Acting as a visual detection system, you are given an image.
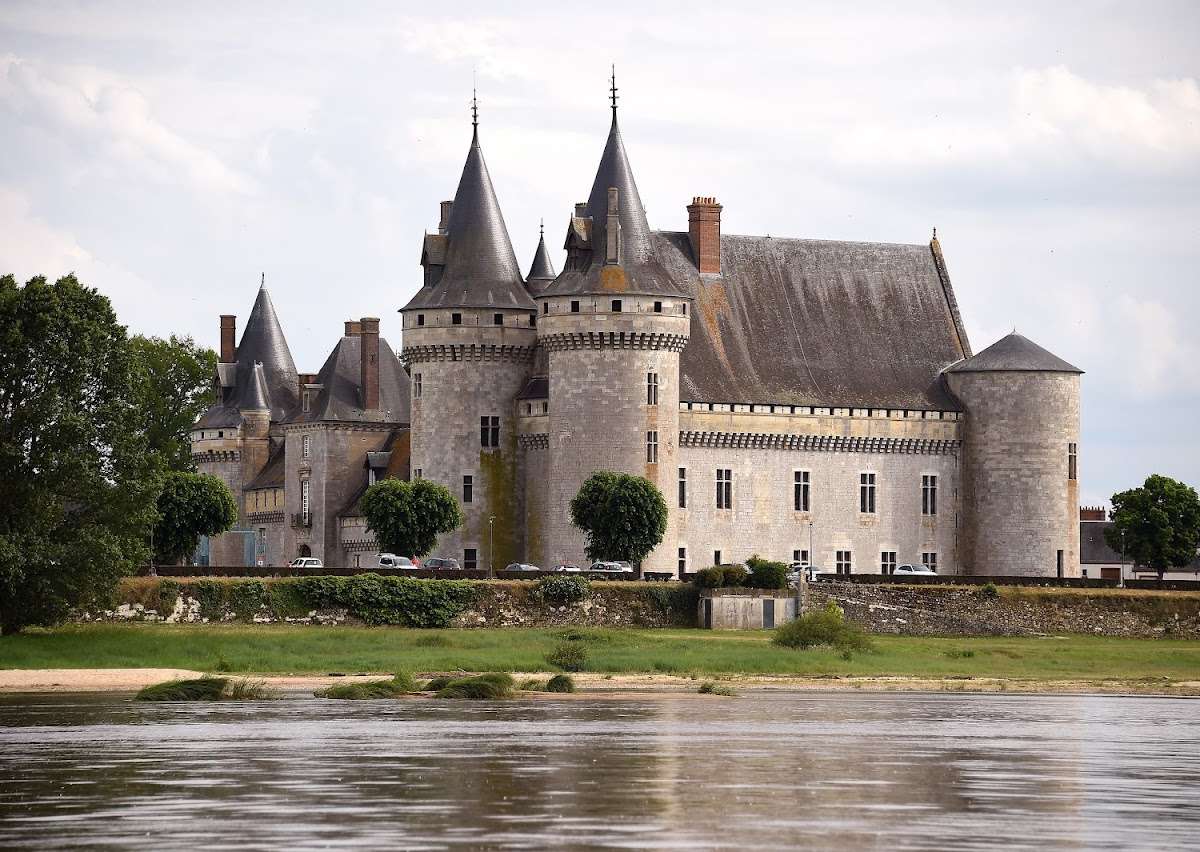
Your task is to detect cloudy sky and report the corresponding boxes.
[2,1,1197,505]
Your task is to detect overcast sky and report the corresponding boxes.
[2,1,1197,506]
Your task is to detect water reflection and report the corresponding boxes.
[1,692,1197,850]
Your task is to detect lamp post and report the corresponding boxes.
[1119,528,1126,589]
[488,514,496,578]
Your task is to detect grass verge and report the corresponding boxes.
[135,675,274,701]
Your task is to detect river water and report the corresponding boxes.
[1,690,1197,850]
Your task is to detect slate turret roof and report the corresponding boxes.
[288,332,410,424]
[525,223,556,295]
[945,332,1082,374]
[403,125,533,311]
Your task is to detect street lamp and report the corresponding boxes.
[488,514,496,578]
[1119,528,1126,589]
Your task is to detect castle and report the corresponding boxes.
[192,88,1083,578]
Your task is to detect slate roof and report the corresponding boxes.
[403,127,534,311]
[525,226,556,295]
[655,232,972,409]
[245,443,286,490]
[289,333,410,424]
[517,376,549,400]
[946,332,1082,374]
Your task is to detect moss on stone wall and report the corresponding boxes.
[480,440,520,569]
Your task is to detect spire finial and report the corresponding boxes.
[260,271,265,288]
[471,86,478,130]
[609,64,618,120]
[932,226,937,240]
[539,218,544,237]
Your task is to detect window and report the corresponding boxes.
[1068,442,1077,480]
[922,552,938,572]
[463,474,473,504]
[571,300,580,313]
[493,313,503,326]
[647,372,659,405]
[452,312,462,325]
[678,547,687,574]
[414,468,422,479]
[922,474,937,515]
[794,470,810,512]
[681,303,688,315]
[301,480,311,523]
[793,549,810,565]
[646,430,658,463]
[881,551,897,575]
[529,314,536,327]
[678,467,687,508]
[301,390,311,413]
[716,468,733,510]
[653,301,663,313]
[714,549,722,566]
[1056,550,1064,579]
[480,415,500,448]
[257,528,266,552]
[464,548,478,571]
[417,313,425,327]
[413,372,422,399]
[368,468,377,485]
[302,435,311,459]
[611,299,623,312]
[836,550,852,575]
[859,472,876,514]
[543,302,549,315]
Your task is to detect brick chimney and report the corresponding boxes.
[219,315,236,363]
[439,201,453,235]
[344,320,362,337]
[359,317,380,411]
[1079,506,1107,521]
[687,196,723,274]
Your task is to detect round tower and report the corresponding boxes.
[944,332,1082,577]
[536,99,691,574]
[401,115,536,570]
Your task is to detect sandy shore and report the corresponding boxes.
[2,668,1198,697]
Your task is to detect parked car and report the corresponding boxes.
[424,557,461,571]
[375,553,415,570]
[805,565,832,582]
[895,564,936,575]
[505,562,541,572]
[553,563,582,573]
[587,561,633,574]
[289,557,324,569]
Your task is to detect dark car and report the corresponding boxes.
[423,557,461,571]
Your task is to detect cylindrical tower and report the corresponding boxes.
[944,332,1082,577]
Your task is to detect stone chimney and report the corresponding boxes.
[687,196,723,274]
[344,320,362,337]
[605,187,621,265]
[439,201,453,235]
[359,317,380,411]
[574,202,588,218]
[1079,506,1107,521]
[220,315,236,363]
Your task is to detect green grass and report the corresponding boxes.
[135,676,274,701]
[436,672,516,700]
[3,624,1200,682]
[315,671,416,699]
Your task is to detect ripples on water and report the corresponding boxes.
[1,691,1198,850]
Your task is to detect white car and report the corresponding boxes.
[289,557,324,569]
[587,561,633,574]
[895,564,936,575]
[505,562,541,572]
[376,553,416,569]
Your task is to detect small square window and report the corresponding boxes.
[452,312,462,325]
[653,301,662,313]
[571,300,580,313]
[493,313,503,326]
[611,299,622,312]
[417,314,425,327]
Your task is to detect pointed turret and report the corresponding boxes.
[241,362,272,412]
[404,113,533,311]
[945,332,1082,375]
[235,284,299,419]
[525,222,557,296]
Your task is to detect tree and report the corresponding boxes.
[0,274,161,634]
[569,471,668,564]
[128,335,216,472]
[153,471,237,564]
[361,478,464,559]
[1106,474,1200,580]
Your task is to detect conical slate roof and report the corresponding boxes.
[525,224,557,295]
[235,285,299,419]
[945,332,1082,374]
[404,127,534,311]
[242,362,271,412]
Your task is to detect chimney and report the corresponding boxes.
[219,315,236,363]
[1079,506,1107,522]
[359,317,380,411]
[344,320,362,337]
[687,196,723,274]
[574,202,588,218]
[439,201,453,234]
[605,187,621,265]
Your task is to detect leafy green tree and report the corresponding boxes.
[569,471,668,565]
[128,335,216,472]
[0,274,161,634]
[1106,474,1200,580]
[153,471,237,564]
[361,478,464,559]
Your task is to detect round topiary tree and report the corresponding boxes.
[154,471,238,564]
[361,478,464,559]
[569,471,668,566]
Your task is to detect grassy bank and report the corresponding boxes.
[2,624,1199,682]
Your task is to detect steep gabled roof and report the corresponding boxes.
[403,127,533,311]
[945,332,1082,374]
[288,333,410,424]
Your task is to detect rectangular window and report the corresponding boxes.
[571,300,580,313]
[301,390,311,413]
[543,302,548,315]
[480,415,500,448]
[464,548,478,571]
[257,528,266,551]
[463,474,473,504]
[836,550,852,575]
[611,299,622,312]
[452,312,462,325]
[681,303,688,315]
[417,313,425,326]
[714,549,722,566]
[716,468,732,510]
[1068,442,1077,481]
[678,467,687,509]
[653,301,663,313]
[368,468,377,485]
[794,470,810,512]
[647,372,659,406]
[302,434,311,459]
[859,472,876,514]
[922,552,938,573]
[301,480,311,523]
[1056,549,1064,578]
[922,474,937,515]
[493,313,503,326]
[881,551,897,575]
[414,468,422,480]
[413,373,422,399]
[529,314,536,327]
[678,547,687,574]
[646,430,658,463]
[793,549,810,565]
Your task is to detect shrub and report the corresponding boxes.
[519,678,546,691]
[316,671,416,700]
[746,556,789,589]
[722,565,749,587]
[694,567,725,588]
[423,676,454,691]
[640,583,700,622]
[546,674,576,693]
[979,582,1000,600]
[532,575,591,606]
[136,677,228,701]
[267,579,310,618]
[772,601,873,653]
[436,672,515,700]
[229,580,268,619]
[546,642,589,672]
[698,681,737,697]
[189,579,229,622]
[296,575,480,627]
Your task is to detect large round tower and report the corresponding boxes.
[400,117,536,570]
[944,332,1082,577]
[535,102,691,574]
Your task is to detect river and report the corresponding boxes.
[1,690,1197,849]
